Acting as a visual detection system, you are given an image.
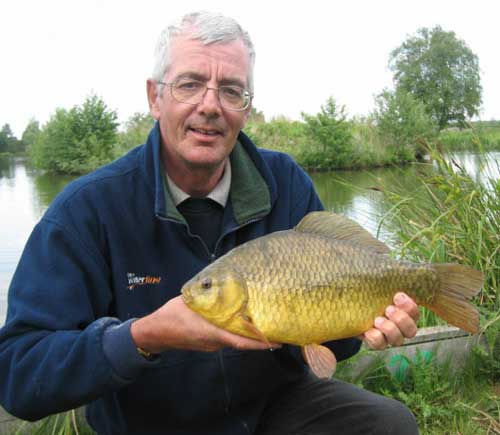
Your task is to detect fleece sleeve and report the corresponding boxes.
[0,218,158,421]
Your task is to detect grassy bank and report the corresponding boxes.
[244,117,414,171]
[336,321,500,434]
[438,121,500,151]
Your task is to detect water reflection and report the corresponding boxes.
[0,157,77,324]
[311,164,425,240]
[447,151,500,185]
[32,172,75,216]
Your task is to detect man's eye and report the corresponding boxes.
[177,81,203,91]
[221,86,243,99]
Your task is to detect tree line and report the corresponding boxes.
[3,25,487,173]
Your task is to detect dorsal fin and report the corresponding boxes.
[295,211,391,255]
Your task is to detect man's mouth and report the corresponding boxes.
[188,126,223,136]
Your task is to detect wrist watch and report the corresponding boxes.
[136,346,159,361]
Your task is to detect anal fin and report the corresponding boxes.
[302,344,337,379]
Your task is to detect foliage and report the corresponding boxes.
[31,95,118,174]
[115,112,155,157]
[245,115,313,157]
[379,145,500,314]
[0,123,24,154]
[14,409,94,435]
[21,119,41,153]
[390,25,482,129]
[301,97,354,168]
[245,110,435,171]
[247,106,265,124]
[438,123,500,151]
[372,88,438,163]
[336,324,500,435]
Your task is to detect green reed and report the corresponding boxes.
[379,142,500,319]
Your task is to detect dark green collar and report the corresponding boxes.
[162,141,271,225]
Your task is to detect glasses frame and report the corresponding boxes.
[157,79,253,112]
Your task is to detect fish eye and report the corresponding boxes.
[201,278,212,290]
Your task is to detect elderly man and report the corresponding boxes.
[0,11,419,435]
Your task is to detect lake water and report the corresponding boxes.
[1,152,498,325]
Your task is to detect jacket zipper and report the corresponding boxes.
[212,216,264,435]
[217,351,251,435]
[158,213,266,433]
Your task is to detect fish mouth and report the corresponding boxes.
[181,290,193,305]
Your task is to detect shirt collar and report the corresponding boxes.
[166,159,232,207]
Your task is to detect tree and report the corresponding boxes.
[21,118,40,152]
[301,97,353,167]
[31,95,118,173]
[372,88,438,162]
[0,124,18,154]
[115,112,155,156]
[389,26,482,129]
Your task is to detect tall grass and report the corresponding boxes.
[379,144,500,318]
[13,409,93,435]
[439,122,500,151]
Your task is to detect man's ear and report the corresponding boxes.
[146,79,161,120]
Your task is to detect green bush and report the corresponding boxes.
[372,89,438,163]
[115,112,155,157]
[31,95,118,174]
[301,97,354,168]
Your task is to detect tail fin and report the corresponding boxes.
[422,264,484,334]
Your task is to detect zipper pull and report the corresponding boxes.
[209,252,216,263]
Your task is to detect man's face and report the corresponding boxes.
[148,36,251,172]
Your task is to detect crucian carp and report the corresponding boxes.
[181,211,484,379]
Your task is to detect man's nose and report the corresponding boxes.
[197,87,222,116]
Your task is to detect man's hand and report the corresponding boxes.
[361,292,419,350]
[130,295,280,354]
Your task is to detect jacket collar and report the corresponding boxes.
[146,122,276,226]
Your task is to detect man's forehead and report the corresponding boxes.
[168,37,250,77]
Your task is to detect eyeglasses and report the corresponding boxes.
[158,78,252,111]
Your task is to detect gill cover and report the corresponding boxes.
[182,266,249,328]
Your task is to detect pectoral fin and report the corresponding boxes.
[237,315,272,348]
[302,344,337,379]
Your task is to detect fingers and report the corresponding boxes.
[362,292,419,350]
[394,292,420,323]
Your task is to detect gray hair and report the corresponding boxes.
[152,11,255,92]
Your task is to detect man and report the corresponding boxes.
[0,11,419,435]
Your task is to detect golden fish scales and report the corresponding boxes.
[233,231,437,346]
[182,212,483,378]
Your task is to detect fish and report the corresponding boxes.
[181,211,484,379]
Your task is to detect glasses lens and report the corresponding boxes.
[219,86,249,110]
[172,79,205,104]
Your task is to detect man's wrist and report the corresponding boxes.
[130,316,162,354]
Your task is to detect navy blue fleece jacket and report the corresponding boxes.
[0,123,361,434]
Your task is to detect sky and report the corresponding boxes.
[1,0,499,138]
